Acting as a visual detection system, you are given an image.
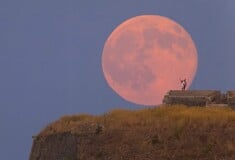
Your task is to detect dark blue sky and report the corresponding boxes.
[1,1,235,159]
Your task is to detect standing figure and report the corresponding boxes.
[180,79,187,90]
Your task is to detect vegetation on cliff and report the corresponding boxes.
[36,105,235,160]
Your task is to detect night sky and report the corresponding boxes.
[1,1,235,159]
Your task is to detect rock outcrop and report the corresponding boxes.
[30,132,77,160]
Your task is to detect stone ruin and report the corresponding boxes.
[163,90,235,107]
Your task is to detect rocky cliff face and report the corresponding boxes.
[30,132,77,160]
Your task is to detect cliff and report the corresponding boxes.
[29,106,235,160]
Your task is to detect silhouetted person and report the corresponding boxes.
[180,79,187,90]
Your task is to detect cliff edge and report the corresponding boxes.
[29,106,235,160]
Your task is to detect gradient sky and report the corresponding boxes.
[1,1,235,159]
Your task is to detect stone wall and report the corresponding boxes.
[227,91,235,106]
[163,90,223,106]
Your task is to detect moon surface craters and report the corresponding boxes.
[102,15,198,105]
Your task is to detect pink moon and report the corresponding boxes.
[102,15,198,106]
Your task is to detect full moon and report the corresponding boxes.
[102,15,198,106]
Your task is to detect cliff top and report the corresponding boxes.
[38,105,235,136]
